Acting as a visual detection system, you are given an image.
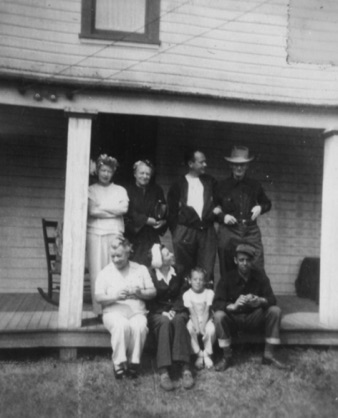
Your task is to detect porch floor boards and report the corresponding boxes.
[0,293,338,349]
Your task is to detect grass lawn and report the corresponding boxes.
[1,346,338,418]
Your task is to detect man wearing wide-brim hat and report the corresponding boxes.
[215,146,271,280]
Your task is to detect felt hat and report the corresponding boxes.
[224,146,254,163]
[235,243,255,258]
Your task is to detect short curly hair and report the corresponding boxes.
[133,159,154,175]
[96,154,118,171]
[110,235,132,254]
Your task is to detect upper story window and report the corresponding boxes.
[81,0,160,44]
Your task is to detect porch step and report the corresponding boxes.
[1,294,338,352]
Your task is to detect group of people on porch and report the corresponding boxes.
[85,146,286,391]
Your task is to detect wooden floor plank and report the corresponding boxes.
[4,294,37,330]
[24,295,51,330]
[32,293,55,312]
[0,295,23,329]
[47,312,59,330]
[0,311,17,331]
[27,296,49,330]
[1,294,31,330]
[37,309,56,330]
[17,294,46,330]
[0,294,23,312]
[26,312,44,330]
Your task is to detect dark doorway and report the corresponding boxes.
[91,114,158,186]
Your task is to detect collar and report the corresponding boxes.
[238,271,250,284]
[155,266,176,285]
[235,268,261,286]
[229,175,249,185]
[184,174,207,183]
[186,173,200,180]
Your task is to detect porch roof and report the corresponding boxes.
[0,79,338,131]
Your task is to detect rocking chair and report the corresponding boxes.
[38,218,91,306]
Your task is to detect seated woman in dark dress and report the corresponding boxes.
[147,244,194,391]
[125,160,167,266]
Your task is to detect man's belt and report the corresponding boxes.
[221,219,256,227]
[178,223,212,231]
[237,219,256,226]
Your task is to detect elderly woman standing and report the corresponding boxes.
[125,160,167,266]
[87,154,129,316]
[95,236,156,379]
[148,244,194,391]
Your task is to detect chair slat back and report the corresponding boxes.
[42,218,58,272]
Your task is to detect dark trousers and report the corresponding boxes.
[129,229,160,267]
[148,312,191,369]
[172,224,217,283]
[214,306,281,345]
[218,223,264,281]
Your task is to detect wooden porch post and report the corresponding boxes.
[58,114,93,331]
[320,130,338,327]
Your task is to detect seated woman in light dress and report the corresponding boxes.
[95,236,156,379]
[87,154,129,316]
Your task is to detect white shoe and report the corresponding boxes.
[203,352,214,369]
[194,351,204,369]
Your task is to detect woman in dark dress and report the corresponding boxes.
[147,244,194,391]
[125,160,167,266]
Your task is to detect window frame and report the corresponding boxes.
[80,0,161,45]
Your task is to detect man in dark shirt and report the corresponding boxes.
[167,149,217,284]
[213,243,284,371]
[216,146,271,280]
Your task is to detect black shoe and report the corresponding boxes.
[182,370,194,390]
[160,372,175,391]
[114,366,126,380]
[262,357,290,370]
[215,356,232,372]
[127,364,140,379]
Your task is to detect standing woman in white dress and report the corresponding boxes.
[87,154,129,316]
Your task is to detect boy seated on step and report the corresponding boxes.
[183,267,216,369]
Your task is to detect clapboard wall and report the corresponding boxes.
[155,118,323,295]
[0,0,338,105]
[288,0,338,66]
[0,106,67,292]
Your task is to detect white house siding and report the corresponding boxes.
[0,105,67,292]
[155,118,323,295]
[288,0,338,65]
[0,0,338,105]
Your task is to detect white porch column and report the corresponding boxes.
[58,114,93,329]
[320,130,338,327]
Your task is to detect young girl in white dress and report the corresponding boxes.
[183,267,216,369]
